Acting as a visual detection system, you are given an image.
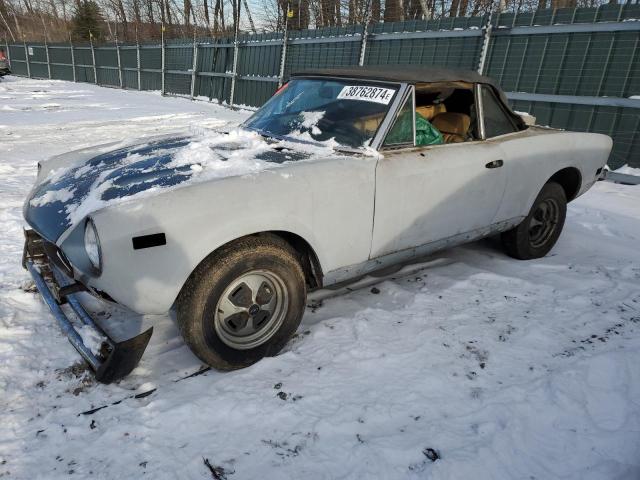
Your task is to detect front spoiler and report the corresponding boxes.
[23,231,153,383]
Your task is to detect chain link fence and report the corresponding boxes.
[2,4,639,167]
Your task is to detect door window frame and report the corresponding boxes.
[380,85,416,149]
[476,83,520,140]
[380,83,488,152]
[368,82,412,151]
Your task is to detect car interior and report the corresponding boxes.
[414,81,479,144]
[267,78,519,149]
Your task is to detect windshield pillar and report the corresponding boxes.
[369,83,411,151]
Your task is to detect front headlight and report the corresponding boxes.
[84,218,102,272]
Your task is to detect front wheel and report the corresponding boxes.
[176,236,306,370]
[501,182,567,260]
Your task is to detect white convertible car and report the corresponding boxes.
[23,66,611,382]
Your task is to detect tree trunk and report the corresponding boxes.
[449,0,460,17]
[219,0,224,31]
[551,0,576,8]
[321,0,333,26]
[132,0,142,27]
[348,0,355,23]
[116,0,128,40]
[213,0,220,32]
[384,0,401,22]
[203,0,210,29]
[458,0,468,17]
[165,0,172,24]
[48,0,59,20]
[158,0,165,25]
[371,0,380,22]
[184,0,191,27]
[23,0,33,15]
[407,0,421,19]
[299,0,309,28]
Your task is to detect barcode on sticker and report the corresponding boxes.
[337,86,395,105]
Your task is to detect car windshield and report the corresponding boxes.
[243,78,399,149]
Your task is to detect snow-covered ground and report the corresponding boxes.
[1,76,640,480]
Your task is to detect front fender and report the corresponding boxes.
[85,156,376,314]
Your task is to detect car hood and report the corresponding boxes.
[24,130,316,243]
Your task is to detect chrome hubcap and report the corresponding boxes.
[214,270,288,350]
[529,198,559,248]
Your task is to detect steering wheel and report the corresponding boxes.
[315,117,365,147]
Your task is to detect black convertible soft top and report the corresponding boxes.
[292,65,526,129]
[293,65,497,88]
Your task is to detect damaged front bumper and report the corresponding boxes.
[23,229,153,383]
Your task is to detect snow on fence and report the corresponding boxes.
[3,4,639,168]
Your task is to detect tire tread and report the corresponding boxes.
[176,235,305,370]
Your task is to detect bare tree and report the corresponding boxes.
[0,0,621,43]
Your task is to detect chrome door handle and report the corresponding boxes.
[485,159,504,169]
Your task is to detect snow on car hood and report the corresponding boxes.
[24,129,325,242]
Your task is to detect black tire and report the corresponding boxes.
[176,235,306,370]
[501,182,567,260]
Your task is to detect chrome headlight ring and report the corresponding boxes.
[84,218,102,273]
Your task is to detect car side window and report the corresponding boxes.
[383,95,414,147]
[481,86,517,138]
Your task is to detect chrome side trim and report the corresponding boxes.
[322,217,524,286]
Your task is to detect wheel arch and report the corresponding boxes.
[547,167,582,202]
[265,231,324,289]
[177,230,324,307]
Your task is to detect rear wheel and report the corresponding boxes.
[501,182,567,260]
[176,236,306,370]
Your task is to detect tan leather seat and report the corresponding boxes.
[431,112,471,143]
[415,103,446,121]
[353,113,385,135]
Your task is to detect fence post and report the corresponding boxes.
[190,35,198,99]
[23,40,31,78]
[44,38,51,79]
[358,5,373,66]
[358,26,368,67]
[136,40,141,90]
[229,0,241,106]
[230,40,239,107]
[90,35,97,84]
[161,26,166,96]
[277,5,289,87]
[69,37,76,82]
[116,40,123,88]
[477,14,492,74]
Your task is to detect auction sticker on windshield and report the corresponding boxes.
[337,86,395,105]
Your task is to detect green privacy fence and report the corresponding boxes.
[3,3,639,167]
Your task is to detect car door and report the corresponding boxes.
[475,84,568,223]
[370,86,508,259]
